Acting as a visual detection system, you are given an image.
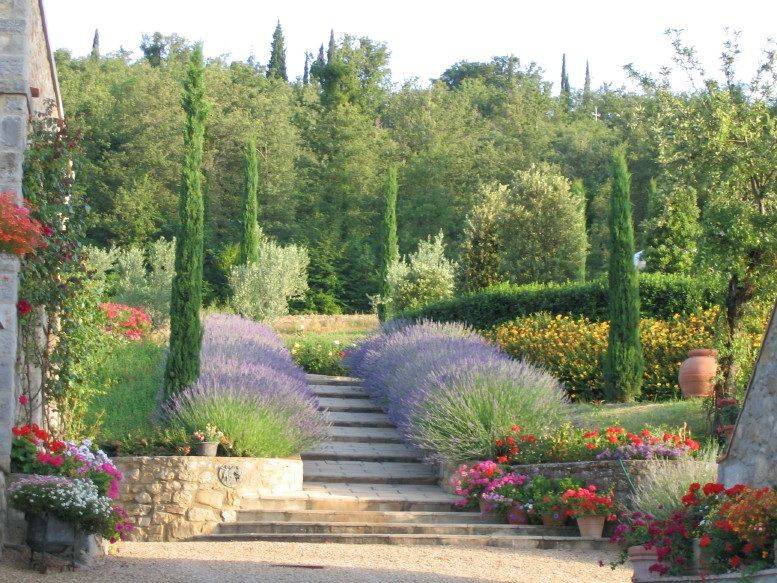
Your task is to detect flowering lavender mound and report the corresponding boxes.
[347,321,569,463]
[596,443,691,461]
[162,314,328,457]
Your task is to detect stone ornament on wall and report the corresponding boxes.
[217,464,241,488]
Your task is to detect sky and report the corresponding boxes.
[45,1,776,92]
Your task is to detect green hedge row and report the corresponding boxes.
[397,274,720,330]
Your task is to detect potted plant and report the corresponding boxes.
[450,460,504,514]
[527,476,580,527]
[192,424,229,456]
[481,473,531,524]
[8,475,133,571]
[560,484,615,537]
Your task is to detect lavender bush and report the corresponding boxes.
[163,314,327,457]
[345,321,569,463]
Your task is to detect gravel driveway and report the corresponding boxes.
[1,542,630,582]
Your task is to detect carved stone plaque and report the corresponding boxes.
[217,464,242,488]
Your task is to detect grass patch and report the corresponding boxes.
[271,313,378,336]
[575,399,710,438]
[85,339,164,441]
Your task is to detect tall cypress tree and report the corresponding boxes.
[603,148,643,402]
[238,138,260,265]
[560,53,571,111]
[91,29,100,58]
[327,30,336,63]
[583,61,591,101]
[377,165,399,321]
[164,44,208,396]
[267,21,288,81]
[303,52,311,86]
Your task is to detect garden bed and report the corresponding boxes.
[112,455,303,541]
[439,459,711,502]
[633,568,777,582]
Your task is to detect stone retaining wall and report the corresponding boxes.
[114,455,303,542]
[441,459,711,503]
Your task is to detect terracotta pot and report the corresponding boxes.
[576,514,606,538]
[679,349,717,398]
[541,511,565,527]
[506,503,528,525]
[195,441,218,456]
[628,545,659,582]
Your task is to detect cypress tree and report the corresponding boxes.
[238,138,260,265]
[327,30,336,63]
[603,148,643,402]
[164,44,208,396]
[303,52,311,86]
[560,53,571,111]
[377,165,399,321]
[316,44,325,67]
[267,21,288,81]
[583,61,591,101]
[91,29,100,58]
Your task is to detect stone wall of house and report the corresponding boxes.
[113,456,303,542]
[718,304,777,488]
[0,0,61,557]
[441,459,714,504]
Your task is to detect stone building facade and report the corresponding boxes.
[0,0,62,557]
[718,303,777,488]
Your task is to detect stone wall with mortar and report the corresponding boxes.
[113,456,303,541]
[718,304,777,488]
[441,459,713,504]
[0,0,62,558]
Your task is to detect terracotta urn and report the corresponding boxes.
[679,349,717,398]
[506,503,528,525]
[628,545,659,582]
[576,514,606,538]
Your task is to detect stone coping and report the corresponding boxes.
[634,568,777,582]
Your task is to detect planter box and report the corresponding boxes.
[113,455,303,542]
[632,568,777,583]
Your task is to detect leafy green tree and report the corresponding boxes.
[630,30,777,392]
[497,163,587,284]
[461,183,506,291]
[238,138,260,264]
[267,21,288,81]
[642,178,700,273]
[585,181,610,278]
[164,45,208,396]
[603,148,643,402]
[377,165,399,320]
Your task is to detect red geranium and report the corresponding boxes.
[0,192,47,257]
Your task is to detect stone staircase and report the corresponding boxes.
[195,375,608,550]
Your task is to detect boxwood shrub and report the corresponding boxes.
[397,273,720,330]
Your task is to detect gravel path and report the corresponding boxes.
[1,542,630,582]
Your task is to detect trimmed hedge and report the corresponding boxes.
[397,274,720,330]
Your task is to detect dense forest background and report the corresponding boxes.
[54,29,708,312]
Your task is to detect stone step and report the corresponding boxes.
[317,397,382,413]
[304,460,438,485]
[310,385,370,399]
[234,510,488,524]
[214,520,578,537]
[327,426,404,444]
[193,531,609,551]
[325,411,394,428]
[302,442,422,463]
[306,374,361,386]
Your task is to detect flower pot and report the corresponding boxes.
[541,511,565,527]
[195,441,218,456]
[26,513,78,554]
[628,545,659,582]
[692,537,711,575]
[679,349,717,398]
[479,498,500,521]
[506,503,528,525]
[576,514,606,538]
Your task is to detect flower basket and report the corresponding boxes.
[576,514,606,538]
[506,503,528,525]
[628,545,658,581]
[195,441,218,456]
[542,510,566,527]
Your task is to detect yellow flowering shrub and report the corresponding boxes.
[490,310,719,401]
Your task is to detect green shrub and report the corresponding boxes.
[399,273,720,330]
[289,335,351,375]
